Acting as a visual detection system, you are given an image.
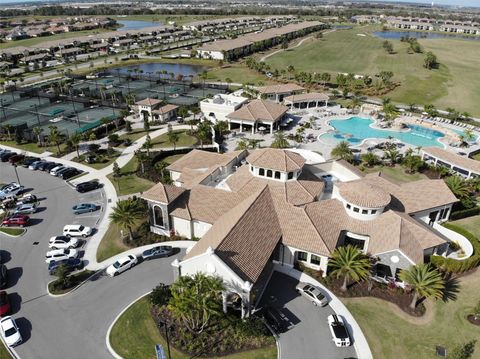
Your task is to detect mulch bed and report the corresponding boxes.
[467,315,480,326]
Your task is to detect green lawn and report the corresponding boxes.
[0,28,113,49]
[1,141,68,155]
[107,156,155,196]
[119,130,151,144]
[162,154,185,165]
[0,227,26,236]
[452,215,480,239]
[114,14,227,26]
[203,63,276,86]
[110,296,277,359]
[361,164,428,183]
[72,150,121,170]
[0,342,12,359]
[96,222,130,262]
[265,25,480,116]
[342,270,480,359]
[151,130,197,149]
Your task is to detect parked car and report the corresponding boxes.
[72,203,97,215]
[49,165,66,176]
[0,265,6,289]
[0,152,16,162]
[39,162,57,171]
[0,291,10,317]
[29,160,46,170]
[63,224,92,238]
[45,248,79,263]
[295,282,328,307]
[0,316,22,347]
[142,245,173,260]
[2,215,29,227]
[48,258,84,275]
[75,181,100,193]
[22,157,40,167]
[60,168,81,180]
[106,255,137,277]
[16,193,37,205]
[8,154,25,165]
[14,203,37,215]
[327,314,351,347]
[49,236,79,249]
[0,183,24,200]
[263,307,288,333]
[54,167,73,177]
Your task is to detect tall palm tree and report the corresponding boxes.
[361,152,379,167]
[143,134,153,156]
[2,124,13,141]
[167,131,180,150]
[48,125,62,154]
[214,120,229,138]
[109,199,145,242]
[236,139,249,150]
[328,245,371,292]
[271,131,290,149]
[134,150,148,174]
[32,126,43,145]
[70,132,82,159]
[399,264,445,310]
[445,175,470,199]
[331,141,353,162]
[383,148,401,166]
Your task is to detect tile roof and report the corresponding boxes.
[256,83,305,94]
[422,147,480,174]
[135,98,162,106]
[227,99,288,123]
[152,104,178,115]
[141,183,185,204]
[337,181,391,208]
[167,149,241,173]
[247,148,305,172]
[284,92,329,103]
[184,186,282,283]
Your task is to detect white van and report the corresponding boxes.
[63,224,92,238]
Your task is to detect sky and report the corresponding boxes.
[1,0,480,6]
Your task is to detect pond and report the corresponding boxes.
[112,62,207,77]
[117,20,162,31]
[373,30,480,41]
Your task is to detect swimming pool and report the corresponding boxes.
[320,117,445,148]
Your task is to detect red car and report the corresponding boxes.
[2,215,29,227]
[8,154,25,165]
[0,292,9,317]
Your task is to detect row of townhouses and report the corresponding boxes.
[386,16,480,35]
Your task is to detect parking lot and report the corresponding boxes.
[0,161,107,303]
[260,272,358,359]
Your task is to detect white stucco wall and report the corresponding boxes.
[199,50,224,60]
[172,216,192,238]
[412,204,452,224]
[192,220,212,238]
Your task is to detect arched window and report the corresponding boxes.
[274,171,281,179]
[259,168,265,176]
[266,169,273,178]
[288,172,294,179]
[153,206,164,227]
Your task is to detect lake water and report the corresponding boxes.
[373,30,480,41]
[117,20,162,31]
[112,62,207,77]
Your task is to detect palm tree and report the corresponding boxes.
[361,152,379,167]
[48,125,62,154]
[134,150,148,174]
[331,141,353,162]
[70,132,82,159]
[399,264,445,310]
[143,134,153,156]
[328,245,372,292]
[109,199,145,242]
[214,120,229,138]
[32,126,43,145]
[384,148,401,166]
[236,139,249,150]
[271,131,290,149]
[167,131,180,150]
[349,96,361,112]
[2,124,13,141]
[445,176,470,199]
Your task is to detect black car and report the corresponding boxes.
[0,152,16,162]
[263,307,288,334]
[54,166,73,177]
[76,181,100,193]
[142,246,173,260]
[60,168,81,180]
[48,258,84,275]
[42,162,60,171]
[0,264,7,289]
[22,157,40,167]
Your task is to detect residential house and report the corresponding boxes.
[422,147,480,179]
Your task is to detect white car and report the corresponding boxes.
[296,282,329,307]
[63,224,92,238]
[14,203,37,215]
[50,165,66,176]
[0,316,22,347]
[0,183,24,200]
[327,314,351,347]
[45,248,79,263]
[49,236,79,249]
[106,255,138,277]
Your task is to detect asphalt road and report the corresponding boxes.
[261,272,358,359]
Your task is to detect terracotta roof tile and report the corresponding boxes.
[135,98,162,106]
[256,83,305,94]
[337,181,391,208]
[284,92,329,103]
[422,147,480,174]
[246,148,305,172]
[141,183,185,204]
[227,99,288,123]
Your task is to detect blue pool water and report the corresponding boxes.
[320,117,445,148]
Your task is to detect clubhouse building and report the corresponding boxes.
[141,148,458,317]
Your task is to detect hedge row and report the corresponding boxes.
[430,223,480,273]
[450,207,480,221]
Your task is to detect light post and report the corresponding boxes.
[159,319,171,359]
[13,164,21,185]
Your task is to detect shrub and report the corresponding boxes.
[430,223,480,273]
[150,283,172,307]
[450,207,480,220]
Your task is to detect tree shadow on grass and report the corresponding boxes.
[442,276,460,303]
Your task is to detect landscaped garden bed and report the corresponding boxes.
[0,227,26,236]
[48,270,96,295]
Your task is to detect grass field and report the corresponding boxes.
[265,25,480,116]
[107,156,155,196]
[114,14,227,26]
[204,63,276,86]
[452,215,480,239]
[0,342,12,359]
[343,268,480,359]
[0,227,26,236]
[361,164,428,183]
[1,141,68,155]
[151,130,197,149]
[96,221,130,262]
[110,296,277,359]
